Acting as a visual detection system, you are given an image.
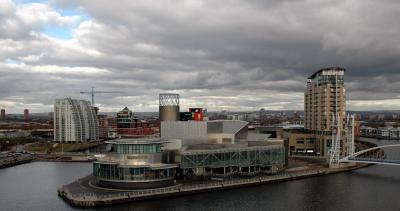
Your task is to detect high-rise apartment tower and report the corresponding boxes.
[0,109,5,119]
[54,98,99,142]
[304,67,346,156]
[24,109,29,120]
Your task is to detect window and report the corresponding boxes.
[222,138,232,143]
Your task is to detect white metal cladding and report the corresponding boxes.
[207,120,248,141]
[206,121,223,133]
[206,120,248,134]
[161,121,208,145]
[161,121,250,145]
[159,93,179,106]
[54,98,99,142]
[222,120,248,134]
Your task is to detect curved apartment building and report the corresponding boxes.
[54,98,99,142]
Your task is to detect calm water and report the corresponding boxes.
[0,161,400,211]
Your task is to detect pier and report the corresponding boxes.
[58,164,367,207]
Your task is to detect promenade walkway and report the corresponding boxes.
[58,164,364,207]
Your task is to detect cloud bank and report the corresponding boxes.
[1,0,400,113]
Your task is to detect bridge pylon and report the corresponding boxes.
[329,114,356,168]
[329,113,341,168]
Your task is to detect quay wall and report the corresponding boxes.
[58,164,368,208]
[0,155,34,169]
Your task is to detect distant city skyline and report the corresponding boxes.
[1,0,400,113]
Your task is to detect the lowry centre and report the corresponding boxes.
[92,118,287,190]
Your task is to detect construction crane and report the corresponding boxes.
[80,87,123,106]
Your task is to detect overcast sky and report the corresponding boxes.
[1,0,400,113]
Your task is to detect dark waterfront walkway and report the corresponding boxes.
[59,163,365,207]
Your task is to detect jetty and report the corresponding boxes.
[58,164,367,207]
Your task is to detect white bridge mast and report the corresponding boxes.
[330,113,356,168]
[329,74,341,167]
[330,113,341,167]
[346,114,355,156]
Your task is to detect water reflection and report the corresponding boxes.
[0,159,400,210]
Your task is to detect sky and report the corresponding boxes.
[1,0,400,113]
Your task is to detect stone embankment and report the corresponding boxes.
[0,154,34,169]
[58,164,367,207]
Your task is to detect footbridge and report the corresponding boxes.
[340,144,400,166]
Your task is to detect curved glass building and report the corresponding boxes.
[93,138,177,189]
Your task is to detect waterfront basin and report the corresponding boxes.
[1,161,400,210]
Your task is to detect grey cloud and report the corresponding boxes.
[1,0,400,112]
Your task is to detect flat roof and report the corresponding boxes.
[308,67,346,79]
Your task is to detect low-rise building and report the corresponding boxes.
[360,126,377,137]
[285,131,317,155]
[0,129,30,138]
[116,107,159,137]
[360,126,400,140]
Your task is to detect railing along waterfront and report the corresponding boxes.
[63,169,324,202]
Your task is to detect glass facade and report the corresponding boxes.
[316,74,344,86]
[181,147,284,169]
[94,140,176,184]
[112,143,161,154]
[93,162,175,181]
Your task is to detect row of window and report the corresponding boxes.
[93,163,175,181]
[296,139,315,144]
[112,143,161,154]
